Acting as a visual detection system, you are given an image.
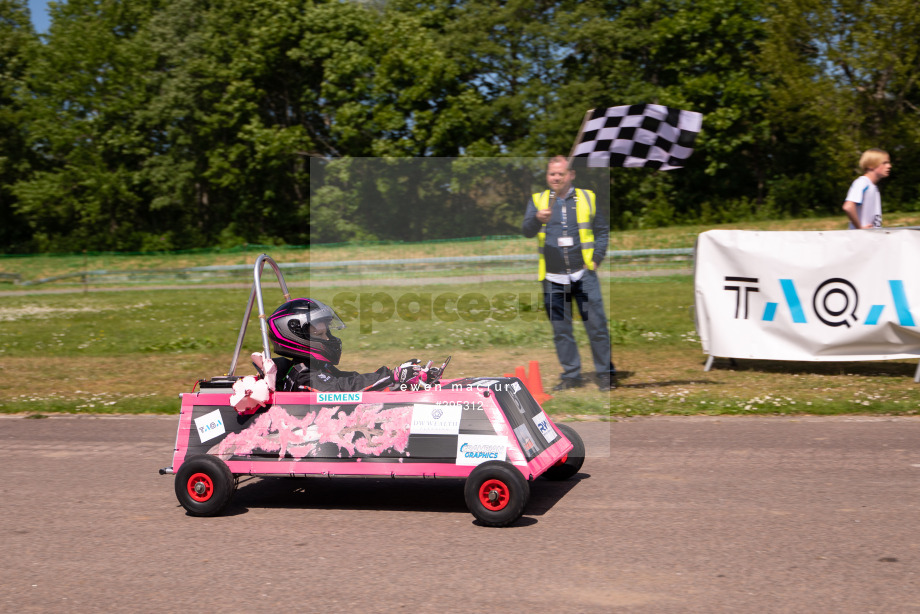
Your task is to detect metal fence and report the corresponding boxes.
[2,247,694,288]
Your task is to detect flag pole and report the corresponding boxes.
[567,108,595,166]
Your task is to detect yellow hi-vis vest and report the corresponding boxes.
[532,188,597,281]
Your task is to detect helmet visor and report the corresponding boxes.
[306,312,345,331]
[302,300,346,331]
[288,312,345,338]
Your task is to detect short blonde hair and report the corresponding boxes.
[859,148,889,172]
[547,155,571,169]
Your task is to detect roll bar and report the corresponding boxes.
[227,254,292,376]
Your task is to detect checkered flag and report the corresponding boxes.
[569,104,703,170]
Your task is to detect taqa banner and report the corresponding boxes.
[694,229,920,361]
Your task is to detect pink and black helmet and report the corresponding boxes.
[268,298,345,364]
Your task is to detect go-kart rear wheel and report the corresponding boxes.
[175,455,235,517]
[542,423,585,481]
[464,461,530,527]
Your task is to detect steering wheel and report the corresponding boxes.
[427,356,451,386]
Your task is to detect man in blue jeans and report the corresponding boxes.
[522,156,617,391]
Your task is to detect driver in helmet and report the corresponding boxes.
[268,298,438,392]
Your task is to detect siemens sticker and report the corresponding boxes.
[456,435,507,466]
[316,392,363,403]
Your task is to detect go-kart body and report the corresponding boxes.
[171,376,571,480]
[161,254,584,526]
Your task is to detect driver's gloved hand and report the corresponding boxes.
[394,359,422,385]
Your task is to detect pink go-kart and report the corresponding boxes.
[160,255,585,527]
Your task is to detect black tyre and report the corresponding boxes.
[542,423,585,481]
[174,455,235,517]
[464,461,530,527]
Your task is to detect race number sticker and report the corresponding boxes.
[532,411,558,443]
[456,435,507,466]
[194,409,226,443]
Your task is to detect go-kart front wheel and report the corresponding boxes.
[175,455,235,517]
[542,423,585,481]
[464,461,530,527]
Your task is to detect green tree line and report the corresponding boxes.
[1,0,918,252]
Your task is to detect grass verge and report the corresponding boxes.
[1,273,919,417]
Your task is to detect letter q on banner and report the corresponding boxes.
[694,229,920,364]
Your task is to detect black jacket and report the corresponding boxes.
[279,358,393,392]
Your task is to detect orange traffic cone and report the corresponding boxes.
[515,365,527,383]
[527,360,552,404]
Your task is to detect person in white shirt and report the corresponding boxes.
[843,148,892,229]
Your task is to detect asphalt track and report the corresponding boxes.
[1,415,918,613]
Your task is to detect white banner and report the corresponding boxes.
[694,229,920,361]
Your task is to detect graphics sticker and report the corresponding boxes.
[532,411,557,443]
[456,434,507,466]
[195,409,226,443]
[410,403,462,435]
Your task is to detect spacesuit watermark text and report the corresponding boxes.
[332,291,545,333]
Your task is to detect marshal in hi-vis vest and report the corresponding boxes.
[532,188,597,281]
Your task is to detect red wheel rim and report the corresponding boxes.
[554,453,569,466]
[478,479,510,511]
[187,473,214,502]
